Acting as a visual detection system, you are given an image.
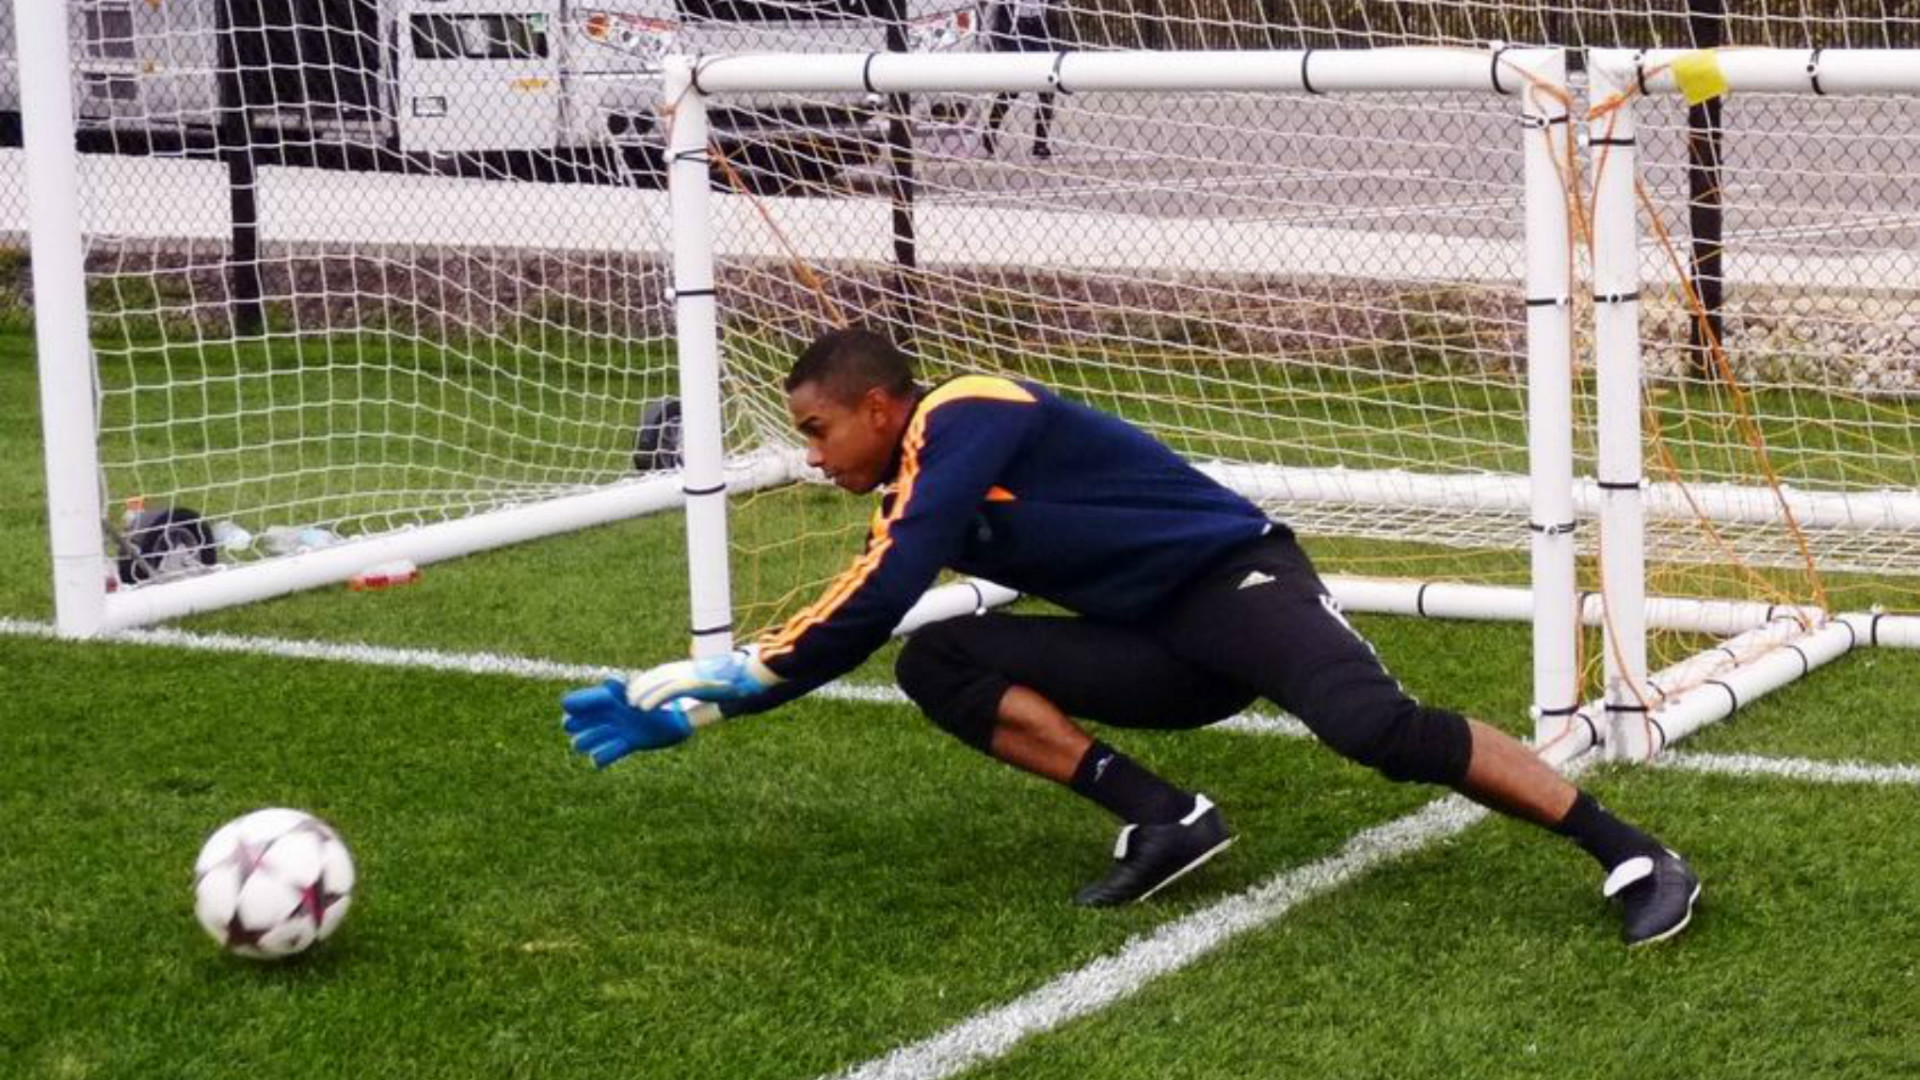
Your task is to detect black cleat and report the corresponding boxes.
[1074,795,1234,907]
[1604,848,1701,946]
[1032,142,1053,160]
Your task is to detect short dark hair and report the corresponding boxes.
[786,327,918,405]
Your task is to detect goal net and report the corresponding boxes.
[675,46,1598,722]
[709,68,1553,604]
[15,0,932,632]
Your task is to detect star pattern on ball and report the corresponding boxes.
[224,911,270,950]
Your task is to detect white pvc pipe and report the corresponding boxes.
[19,0,109,638]
[1588,58,1651,760]
[1638,616,1820,707]
[1519,49,1580,738]
[1197,462,1920,532]
[1634,595,1824,639]
[665,57,736,660]
[1321,574,1870,640]
[891,579,1021,637]
[93,455,800,633]
[1640,620,1858,755]
[689,47,1555,97]
[1535,616,1856,768]
[903,576,1916,657]
[1593,48,1920,99]
[1839,610,1920,650]
[1198,463,1539,513]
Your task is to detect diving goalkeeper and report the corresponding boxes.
[562,327,1700,945]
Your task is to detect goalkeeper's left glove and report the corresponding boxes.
[561,679,720,769]
[627,646,781,710]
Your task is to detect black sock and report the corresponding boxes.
[1069,741,1194,825]
[1552,791,1663,871]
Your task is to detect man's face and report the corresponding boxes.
[787,380,901,494]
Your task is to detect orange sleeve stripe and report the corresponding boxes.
[758,377,1033,660]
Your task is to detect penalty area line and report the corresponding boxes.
[824,795,1489,1080]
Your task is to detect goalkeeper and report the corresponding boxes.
[563,327,1700,946]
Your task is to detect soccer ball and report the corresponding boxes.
[192,808,355,960]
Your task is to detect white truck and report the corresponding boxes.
[1,0,982,171]
[0,6,17,145]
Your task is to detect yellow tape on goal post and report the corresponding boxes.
[1671,50,1731,105]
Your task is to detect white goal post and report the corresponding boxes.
[663,45,1587,731]
[1585,47,1920,758]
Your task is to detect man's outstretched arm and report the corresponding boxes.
[560,380,1039,761]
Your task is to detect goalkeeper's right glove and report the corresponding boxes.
[627,646,781,710]
[560,679,720,769]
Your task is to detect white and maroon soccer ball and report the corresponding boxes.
[192,808,355,960]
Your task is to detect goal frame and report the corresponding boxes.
[665,46,1920,762]
[662,45,1585,734]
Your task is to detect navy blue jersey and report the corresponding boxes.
[731,375,1277,715]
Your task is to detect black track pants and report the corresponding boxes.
[895,534,1474,786]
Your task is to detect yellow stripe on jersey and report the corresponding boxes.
[921,375,1036,410]
[759,376,1036,661]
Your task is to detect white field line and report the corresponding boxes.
[827,795,1490,1080]
[0,616,1312,734]
[818,744,1920,1080]
[1655,749,1920,787]
[10,618,1913,788]
[0,615,618,683]
[17,617,1908,787]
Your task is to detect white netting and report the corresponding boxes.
[693,19,1920,648]
[17,2,682,588]
[708,79,1546,639]
[1628,88,1920,598]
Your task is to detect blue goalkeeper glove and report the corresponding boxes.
[627,646,781,710]
[560,679,719,769]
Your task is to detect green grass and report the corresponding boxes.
[970,770,1920,1080]
[5,320,1920,1080]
